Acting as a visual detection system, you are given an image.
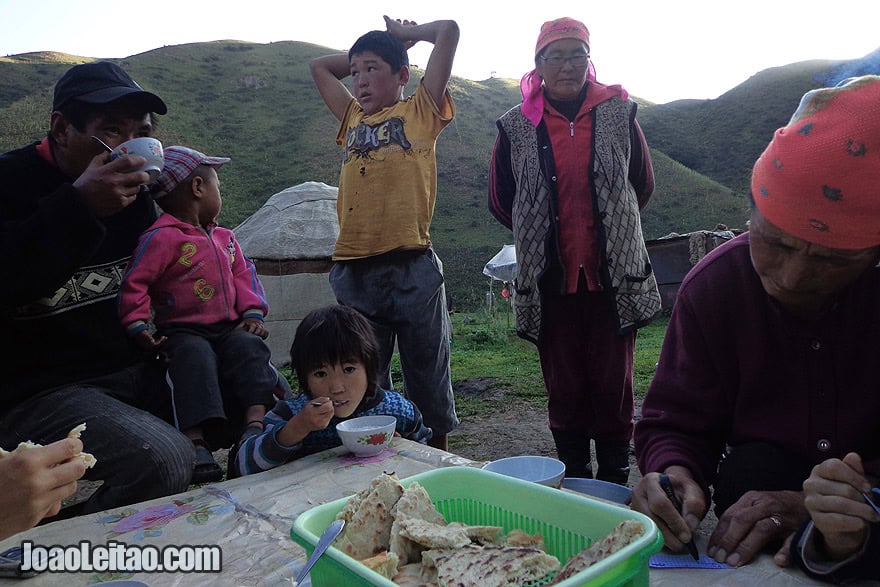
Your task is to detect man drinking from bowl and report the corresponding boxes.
[0,61,194,525]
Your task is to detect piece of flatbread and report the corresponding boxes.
[461,524,504,545]
[335,473,405,560]
[0,423,96,469]
[392,482,446,525]
[389,481,448,566]
[423,544,560,587]
[392,562,435,587]
[360,550,400,579]
[548,520,644,585]
[0,440,39,456]
[502,528,544,548]
[66,423,97,468]
[399,518,471,549]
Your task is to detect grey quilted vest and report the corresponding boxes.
[497,98,661,343]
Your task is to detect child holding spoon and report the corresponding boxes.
[229,304,432,477]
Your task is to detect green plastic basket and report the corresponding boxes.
[290,466,662,586]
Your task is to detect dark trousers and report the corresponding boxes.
[330,248,458,436]
[161,323,280,449]
[538,289,635,483]
[537,289,635,442]
[0,364,194,515]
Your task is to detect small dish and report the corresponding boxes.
[336,415,396,457]
[561,477,632,504]
[481,455,566,488]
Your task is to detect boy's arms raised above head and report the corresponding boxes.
[309,16,460,121]
[309,53,354,121]
[384,16,459,109]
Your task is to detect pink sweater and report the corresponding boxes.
[118,213,267,335]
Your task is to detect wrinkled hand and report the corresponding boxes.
[384,15,418,50]
[239,317,268,339]
[631,466,707,553]
[73,152,151,218]
[132,330,167,352]
[708,489,808,567]
[802,453,878,561]
[0,438,87,540]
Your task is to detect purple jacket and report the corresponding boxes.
[635,233,880,494]
[118,213,267,335]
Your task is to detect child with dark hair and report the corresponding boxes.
[348,29,409,71]
[230,304,432,477]
[310,15,460,452]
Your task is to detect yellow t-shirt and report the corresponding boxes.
[332,82,455,260]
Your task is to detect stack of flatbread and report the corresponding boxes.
[333,472,645,587]
[335,472,405,561]
[333,473,558,586]
[0,423,97,468]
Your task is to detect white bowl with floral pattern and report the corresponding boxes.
[336,415,396,457]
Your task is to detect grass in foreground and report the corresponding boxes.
[404,308,670,419]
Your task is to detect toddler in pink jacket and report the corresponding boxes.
[118,146,284,483]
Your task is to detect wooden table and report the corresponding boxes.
[0,439,861,586]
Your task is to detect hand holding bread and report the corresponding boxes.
[0,424,95,540]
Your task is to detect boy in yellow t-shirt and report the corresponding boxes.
[310,15,459,449]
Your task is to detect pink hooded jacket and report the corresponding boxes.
[118,213,267,336]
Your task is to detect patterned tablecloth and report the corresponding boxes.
[0,438,856,586]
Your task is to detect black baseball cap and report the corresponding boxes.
[52,61,167,114]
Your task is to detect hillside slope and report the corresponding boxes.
[638,50,880,194]
[2,43,875,308]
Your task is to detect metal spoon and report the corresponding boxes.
[294,518,345,586]
[862,492,880,517]
[90,135,112,153]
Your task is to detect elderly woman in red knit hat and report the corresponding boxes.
[488,18,660,486]
[633,76,880,578]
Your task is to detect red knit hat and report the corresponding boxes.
[751,75,880,250]
[535,17,590,57]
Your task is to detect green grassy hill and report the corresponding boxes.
[638,51,880,194]
[2,43,876,309]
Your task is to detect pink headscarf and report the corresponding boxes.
[521,17,627,126]
[535,16,590,56]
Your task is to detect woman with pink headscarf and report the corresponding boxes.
[488,17,660,485]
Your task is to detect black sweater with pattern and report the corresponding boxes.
[0,142,157,412]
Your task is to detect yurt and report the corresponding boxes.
[234,181,339,365]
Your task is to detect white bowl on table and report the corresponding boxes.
[481,455,566,488]
[562,477,633,504]
[336,415,396,457]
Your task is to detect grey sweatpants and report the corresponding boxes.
[330,248,459,436]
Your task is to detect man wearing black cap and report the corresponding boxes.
[0,61,194,525]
